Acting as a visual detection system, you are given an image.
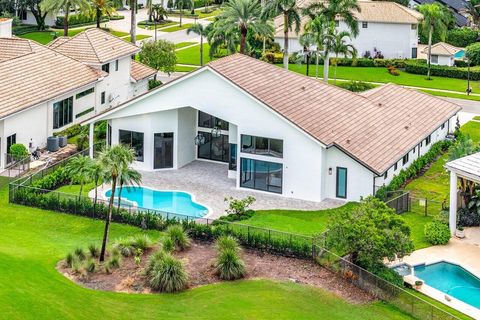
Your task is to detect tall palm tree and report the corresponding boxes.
[303,0,359,83]
[262,0,301,70]
[175,0,193,27]
[116,167,142,213]
[130,0,136,43]
[214,0,273,54]
[301,16,331,79]
[146,0,153,21]
[89,158,105,209]
[187,23,208,66]
[40,0,90,36]
[98,144,136,262]
[418,3,449,80]
[331,30,356,84]
[92,0,115,28]
[64,155,93,197]
[206,22,239,57]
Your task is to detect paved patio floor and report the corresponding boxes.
[134,160,343,218]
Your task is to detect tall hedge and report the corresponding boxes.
[446,28,478,48]
[405,61,480,80]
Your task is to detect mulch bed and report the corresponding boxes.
[57,240,374,304]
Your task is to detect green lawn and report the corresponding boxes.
[55,182,97,197]
[175,41,198,49]
[138,20,177,30]
[175,65,200,72]
[419,89,480,102]
[176,43,228,66]
[122,34,151,42]
[286,64,478,93]
[161,23,194,33]
[0,184,413,319]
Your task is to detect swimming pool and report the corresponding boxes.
[104,186,209,218]
[414,261,480,309]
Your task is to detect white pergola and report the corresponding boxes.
[445,152,480,234]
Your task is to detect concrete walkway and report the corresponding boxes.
[105,160,344,219]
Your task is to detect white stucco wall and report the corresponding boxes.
[430,54,455,66]
[276,21,418,59]
[23,10,58,26]
[177,107,197,168]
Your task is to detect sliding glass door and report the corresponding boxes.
[154,133,174,169]
[240,158,283,194]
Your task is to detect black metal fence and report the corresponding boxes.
[7,160,461,320]
[1,154,31,178]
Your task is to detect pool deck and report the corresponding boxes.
[95,160,344,219]
[389,229,480,319]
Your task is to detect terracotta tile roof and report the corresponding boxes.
[208,54,460,174]
[422,42,462,56]
[275,0,422,38]
[131,60,157,81]
[0,38,104,119]
[47,36,70,49]
[48,28,139,64]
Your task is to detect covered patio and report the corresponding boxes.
[445,152,480,234]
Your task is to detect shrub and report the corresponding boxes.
[113,234,153,257]
[145,250,166,275]
[466,42,480,66]
[74,247,87,261]
[405,61,480,80]
[424,222,451,245]
[165,225,190,251]
[107,253,122,269]
[162,237,175,253]
[148,253,188,292]
[215,235,240,253]
[9,143,29,161]
[447,28,478,48]
[387,66,400,76]
[373,265,404,287]
[336,81,375,92]
[65,252,76,267]
[148,79,162,90]
[55,11,108,27]
[88,244,100,258]
[85,258,96,273]
[224,196,256,216]
[215,248,246,280]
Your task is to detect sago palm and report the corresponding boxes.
[40,0,90,36]
[187,23,208,65]
[418,3,449,79]
[262,0,301,70]
[98,144,136,262]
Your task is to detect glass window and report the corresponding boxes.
[101,92,106,104]
[102,63,110,73]
[240,158,283,194]
[107,124,112,146]
[411,24,417,30]
[6,134,16,164]
[394,163,398,171]
[431,55,438,64]
[336,167,347,198]
[197,111,229,130]
[119,129,144,162]
[53,97,73,129]
[197,131,229,162]
[229,144,237,171]
[115,60,119,71]
[75,87,94,99]
[362,22,368,28]
[411,47,417,59]
[75,107,94,119]
[241,135,283,158]
[426,135,431,145]
[403,154,409,165]
[384,171,388,179]
[441,122,445,129]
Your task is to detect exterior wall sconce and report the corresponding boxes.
[328,167,332,175]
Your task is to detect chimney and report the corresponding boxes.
[0,18,13,38]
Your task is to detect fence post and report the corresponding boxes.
[425,198,428,216]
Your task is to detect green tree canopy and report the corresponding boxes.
[139,39,176,75]
[466,42,480,66]
[326,197,414,271]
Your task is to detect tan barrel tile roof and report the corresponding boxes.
[130,60,157,81]
[208,54,460,174]
[0,38,104,119]
[47,36,71,49]
[49,28,139,64]
[275,0,422,38]
[0,37,34,62]
[422,42,462,56]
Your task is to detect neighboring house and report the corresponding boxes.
[17,8,64,27]
[422,42,464,66]
[274,0,422,59]
[82,54,460,202]
[0,20,156,169]
[409,0,469,27]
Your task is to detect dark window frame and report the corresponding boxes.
[240,134,283,158]
[394,163,398,171]
[197,111,229,131]
[101,92,106,104]
[426,135,431,145]
[197,131,229,163]
[75,87,94,99]
[115,60,119,71]
[403,154,409,165]
[240,157,283,194]
[53,96,73,129]
[336,167,347,199]
[119,129,144,162]
[102,63,110,73]
[362,22,368,28]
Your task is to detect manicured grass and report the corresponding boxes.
[176,43,227,65]
[419,89,480,102]
[196,8,222,18]
[175,41,197,49]
[138,20,177,30]
[175,64,200,72]
[242,202,358,236]
[473,116,480,120]
[286,64,479,93]
[55,182,97,197]
[18,28,138,45]
[110,30,129,37]
[0,185,413,319]
[161,23,194,33]
[123,34,151,42]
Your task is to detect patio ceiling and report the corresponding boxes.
[445,152,480,183]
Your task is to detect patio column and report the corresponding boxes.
[449,170,458,235]
[88,122,94,159]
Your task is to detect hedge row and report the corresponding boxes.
[12,24,39,35]
[405,61,480,81]
[55,12,109,27]
[376,140,452,200]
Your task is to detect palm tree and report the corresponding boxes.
[40,0,90,36]
[262,0,301,70]
[418,3,449,80]
[331,30,356,84]
[89,158,105,209]
[175,0,193,27]
[303,0,359,83]
[98,144,136,262]
[214,0,273,54]
[206,22,239,57]
[116,167,142,213]
[92,0,115,28]
[64,155,93,197]
[301,16,332,79]
[187,23,208,66]
[130,0,137,43]
[146,0,153,21]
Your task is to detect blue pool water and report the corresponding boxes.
[454,50,465,59]
[414,261,480,309]
[105,186,209,218]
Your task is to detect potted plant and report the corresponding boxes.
[456,226,465,238]
[414,280,423,290]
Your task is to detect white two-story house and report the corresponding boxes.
[275,0,423,59]
[0,21,156,169]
